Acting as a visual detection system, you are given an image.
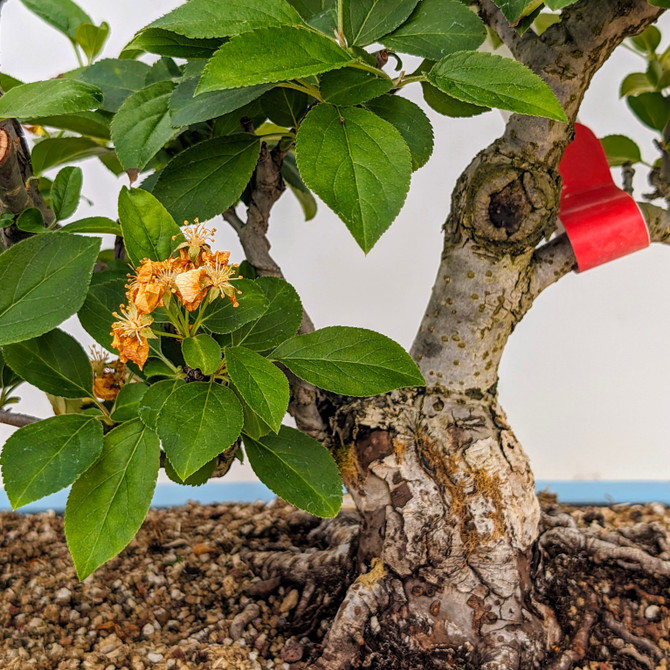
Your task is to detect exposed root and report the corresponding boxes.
[540,526,670,578]
[602,611,664,664]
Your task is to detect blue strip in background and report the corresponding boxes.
[0,481,668,513]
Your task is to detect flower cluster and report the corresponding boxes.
[110,223,240,369]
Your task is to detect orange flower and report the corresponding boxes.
[126,259,180,314]
[174,221,216,264]
[174,267,210,312]
[90,347,127,400]
[203,255,240,307]
[110,304,155,369]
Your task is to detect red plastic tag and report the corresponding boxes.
[557,123,649,272]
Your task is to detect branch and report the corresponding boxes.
[639,201,670,245]
[528,233,576,300]
[0,409,40,428]
[474,0,538,60]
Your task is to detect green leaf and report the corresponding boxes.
[142,358,176,380]
[320,68,392,106]
[78,278,127,352]
[619,72,655,98]
[0,80,102,120]
[238,393,273,439]
[118,187,183,267]
[0,233,100,345]
[170,76,271,128]
[490,0,532,24]
[260,87,310,127]
[3,329,93,398]
[20,0,92,39]
[122,28,222,59]
[21,111,111,140]
[271,326,425,395]
[231,277,302,352]
[1,415,103,509]
[152,136,261,224]
[16,208,45,234]
[0,72,24,92]
[60,216,122,236]
[365,95,433,170]
[627,92,670,131]
[30,137,111,175]
[164,456,217,486]
[138,379,184,430]
[631,25,662,53]
[198,27,352,92]
[282,153,317,220]
[200,279,269,334]
[182,334,222,375]
[422,80,489,117]
[65,419,160,579]
[544,0,578,8]
[287,0,336,20]
[111,81,181,171]
[110,382,149,422]
[427,51,567,121]
[226,346,289,433]
[648,0,670,7]
[244,425,342,517]
[600,135,643,167]
[75,22,110,62]
[149,0,303,39]
[145,57,182,86]
[0,349,22,388]
[158,382,243,479]
[77,59,152,112]
[51,166,83,221]
[382,0,485,61]
[342,0,419,46]
[295,103,411,252]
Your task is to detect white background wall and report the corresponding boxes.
[1,1,668,482]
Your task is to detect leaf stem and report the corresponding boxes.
[349,60,391,80]
[394,74,427,88]
[337,0,344,42]
[279,81,323,102]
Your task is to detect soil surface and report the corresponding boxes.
[0,494,669,670]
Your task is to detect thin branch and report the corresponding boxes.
[528,233,576,300]
[474,0,537,60]
[222,206,244,235]
[0,410,40,428]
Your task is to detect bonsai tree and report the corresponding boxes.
[1,0,669,667]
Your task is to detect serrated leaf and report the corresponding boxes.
[65,419,160,579]
[20,0,91,39]
[600,135,642,167]
[118,187,183,267]
[77,59,152,112]
[149,0,303,39]
[1,415,103,509]
[320,68,392,106]
[122,28,222,60]
[170,75,271,127]
[260,87,310,126]
[0,233,100,345]
[110,382,148,422]
[287,0,336,19]
[51,166,83,221]
[158,382,243,479]
[145,57,181,86]
[200,279,269,334]
[272,326,424,395]
[30,137,111,175]
[61,217,122,236]
[21,111,111,140]
[231,277,302,352]
[490,0,532,24]
[198,27,352,92]
[226,346,289,432]
[78,278,127,351]
[182,334,222,375]
[16,208,45,234]
[421,80,489,117]
[3,329,93,398]
[75,22,110,62]
[138,379,184,430]
[627,92,670,131]
[365,95,433,170]
[111,81,181,171]
[382,0,486,61]
[164,456,217,486]
[0,80,102,120]
[427,51,566,121]
[342,0,419,47]
[245,425,342,517]
[152,136,260,224]
[295,103,411,252]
